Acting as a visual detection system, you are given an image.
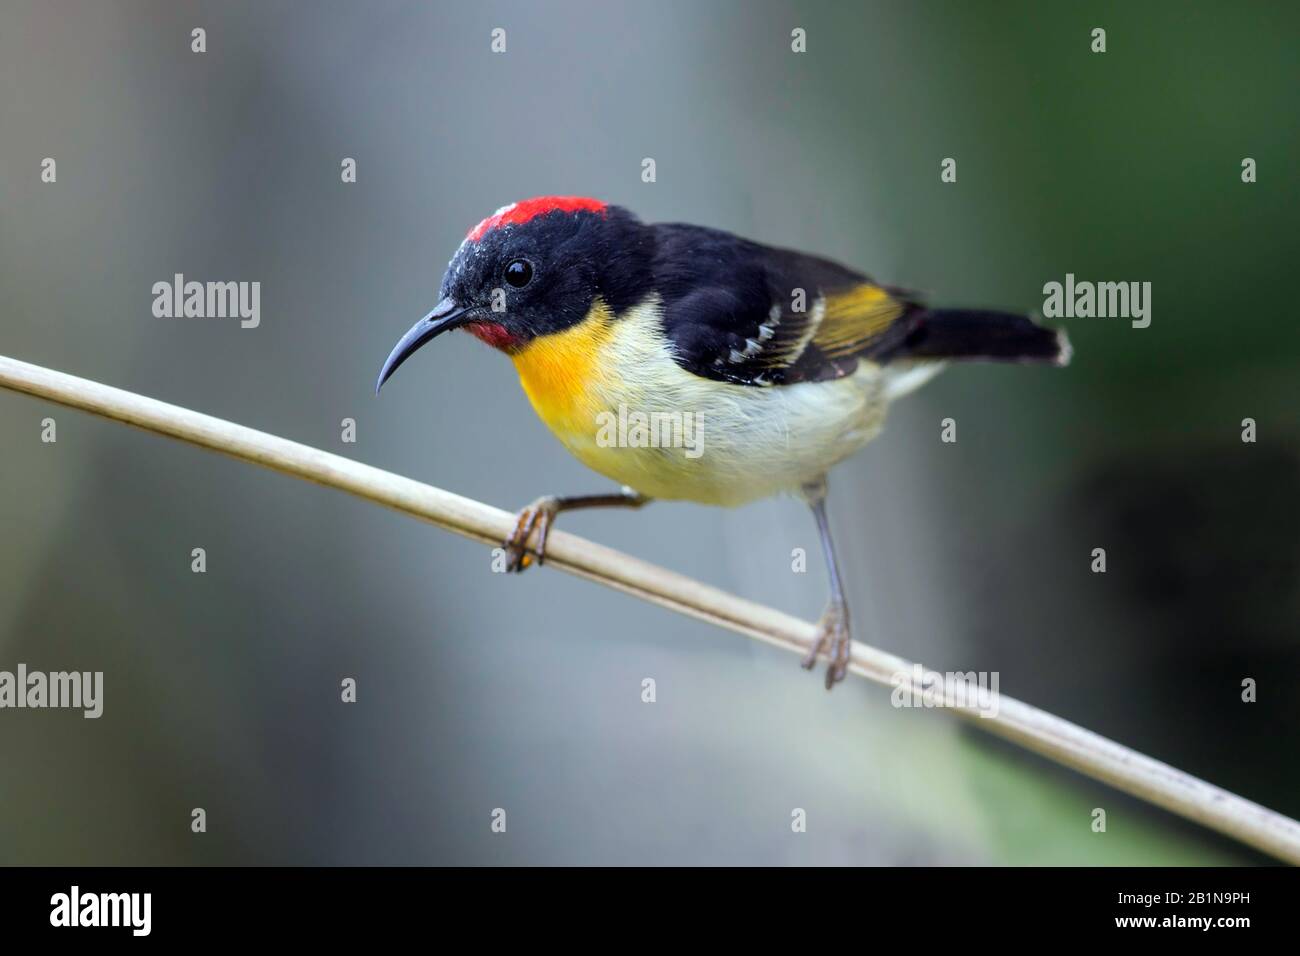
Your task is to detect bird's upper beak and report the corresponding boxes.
[375,297,475,393]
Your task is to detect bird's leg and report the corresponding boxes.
[503,486,650,572]
[799,478,853,689]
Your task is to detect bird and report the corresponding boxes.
[376,196,1069,688]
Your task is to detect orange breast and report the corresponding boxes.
[510,300,615,438]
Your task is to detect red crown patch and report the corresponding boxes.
[466,196,607,242]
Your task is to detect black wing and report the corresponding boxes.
[649,223,920,386]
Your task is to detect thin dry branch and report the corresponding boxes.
[2,352,1297,864]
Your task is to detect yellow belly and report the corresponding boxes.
[510,297,889,505]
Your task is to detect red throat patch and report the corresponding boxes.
[466,196,607,243]
[464,319,521,352]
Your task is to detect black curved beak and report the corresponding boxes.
[375,297,474,394]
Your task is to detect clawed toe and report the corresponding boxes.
[503,496,559,572]
[802,603,851,690]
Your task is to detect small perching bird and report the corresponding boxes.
[377,196,1069,688]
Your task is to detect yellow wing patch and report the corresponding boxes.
[811,284,905,359]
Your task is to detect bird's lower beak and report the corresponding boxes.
[375,297,474,393]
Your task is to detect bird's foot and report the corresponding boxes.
[503,496,560,572]
[801,601,852,690]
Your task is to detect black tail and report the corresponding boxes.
[872,308,1070,366]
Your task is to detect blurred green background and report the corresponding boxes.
[0,0,1296,864]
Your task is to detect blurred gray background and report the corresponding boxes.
[1,0,1296,864]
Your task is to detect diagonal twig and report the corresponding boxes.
[2,352,1297,864]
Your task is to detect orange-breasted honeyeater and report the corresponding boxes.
[376,196,1069,688]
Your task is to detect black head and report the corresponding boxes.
[376,197,651,392]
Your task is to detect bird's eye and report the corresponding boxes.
[503,258,534,288]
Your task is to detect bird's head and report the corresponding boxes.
[376,196,649,392]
